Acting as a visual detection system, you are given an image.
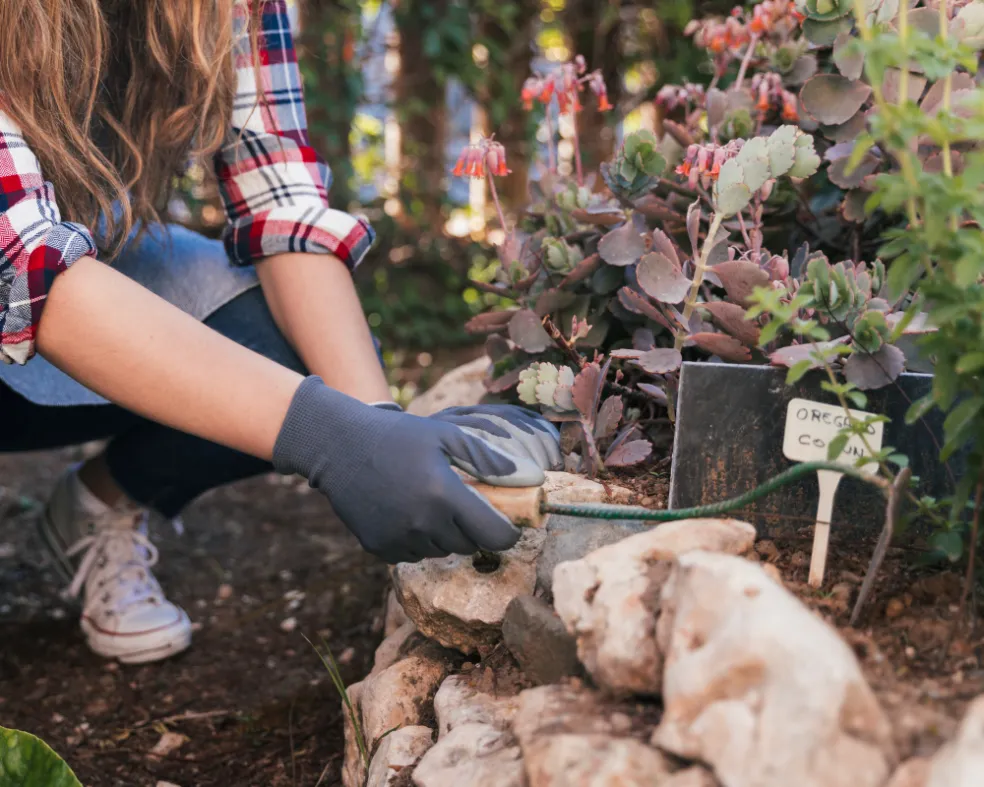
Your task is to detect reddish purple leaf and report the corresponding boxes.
[843,344,905,390]
[609,349,645,360]
[690,332,752,362]
[651,229,681,268]
[637,252,692,304]
[572,363,603,421]
[711,261,770,307]
[534,288,577,317]
[571,207,625,226]
[769,337,849,368]
[605,439,653,467]
[686,199,701,257]
[595,396,624,440]
[700,301,761,346]
[508,310,552,353]
[558,253,603,288]
[631,348,683,375]
[466,310,516,334]
[598,221,647,267]
[617,287,674,332]
[638,383,668,405]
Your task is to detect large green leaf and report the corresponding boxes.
[0,728,82,787]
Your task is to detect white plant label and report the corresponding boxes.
[783,398,885,471]
[782,398,886,588]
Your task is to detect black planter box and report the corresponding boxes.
[668,362,957,536]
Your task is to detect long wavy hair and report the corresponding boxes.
[0,0,259,257]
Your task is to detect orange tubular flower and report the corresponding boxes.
[598,94,613,112]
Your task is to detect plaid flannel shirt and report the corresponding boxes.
[0,0,374,365]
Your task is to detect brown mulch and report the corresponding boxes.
[0,446,389,787]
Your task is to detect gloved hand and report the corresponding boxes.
[273,377,545,564]
[375,403,562,474]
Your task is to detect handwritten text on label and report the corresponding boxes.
[782,398,885,475]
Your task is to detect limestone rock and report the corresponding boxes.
[360,655,448,751]
[366,726,434,787]
[653,551,893,787]
[926,696,984,787]
[542,472,632,505]
[393,529,546,652]
[552,519,756,694]
[433,674,520,736]
[502,595,580,685]
[512,683,625,742]
[407,356,490,417]
[412,723,525,787]
[885,758,930,787]
[384,587,411,637]
[342,680,366,787]
[535,516,647,596]
[663,768,719,787]
[372,621,417,675]
[523,734,671,787]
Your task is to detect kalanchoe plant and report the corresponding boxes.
[454,22,941,469]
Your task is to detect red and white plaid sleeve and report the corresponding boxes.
[0,110,98,365]
[215,0,375,269]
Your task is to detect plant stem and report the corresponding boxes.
[571,106,584,186]
[939,0,958,232]
[675,211,723,351]
[958,472,983,627]
[734,33,760,92]
[486,166,509,238]
[545,102,557,174]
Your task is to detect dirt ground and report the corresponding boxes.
[2,441,982,786]
[0,445,389,787]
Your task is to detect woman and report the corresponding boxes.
[0,0,560,664]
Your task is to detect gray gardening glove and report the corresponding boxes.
[273,377,544,564]
[375,403,562,473]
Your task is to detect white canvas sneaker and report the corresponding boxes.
[38,468,192,664]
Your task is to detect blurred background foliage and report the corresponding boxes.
[169,0,726,401]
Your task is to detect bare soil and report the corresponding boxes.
[1,440,980,786]
[0,445,389,787]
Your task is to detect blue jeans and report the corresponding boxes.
[0,226,381,517]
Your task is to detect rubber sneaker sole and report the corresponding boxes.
[81,608,193,664]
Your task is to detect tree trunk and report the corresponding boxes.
[394,0,449,233]
[296,0,362,209]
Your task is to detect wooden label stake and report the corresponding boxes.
[782,398,884,588]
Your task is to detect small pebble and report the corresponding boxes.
[885,598,905,619]
[755,540,780,562]
[0,542,16,559]
[191,622,203,633]
[50,608,67,620]
[279,570,294,582]
[904,646,916,659]
[280,617,298,633]
[216,584,234,602]
[610,712,633,733]
[461,662,474,671]
[639,496,654,507]
[790,550,808,568]
[52,713,65,724]
[338,647,356,665]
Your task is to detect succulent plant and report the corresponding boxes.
[517,362,576,411]
[601,130,667,201]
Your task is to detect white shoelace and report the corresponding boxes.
[62,523,163,618]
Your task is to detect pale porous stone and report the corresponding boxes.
[341,681,366,787]
[412,723,525,787]
[371,621,417,675]
[393,529,546,652]
[384,587,411,637]
[925,696,984,787]
[884,758,931,787]
[366,726,434,787]
[552,519,756,695]
[523,734,672,787]
[662,767,719,787]
[406,356,490,417]
[512,684,671,787]
[433,674,520,736]
[359,655,449,750]
[542,471,632,505]
[653,551,893,787]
